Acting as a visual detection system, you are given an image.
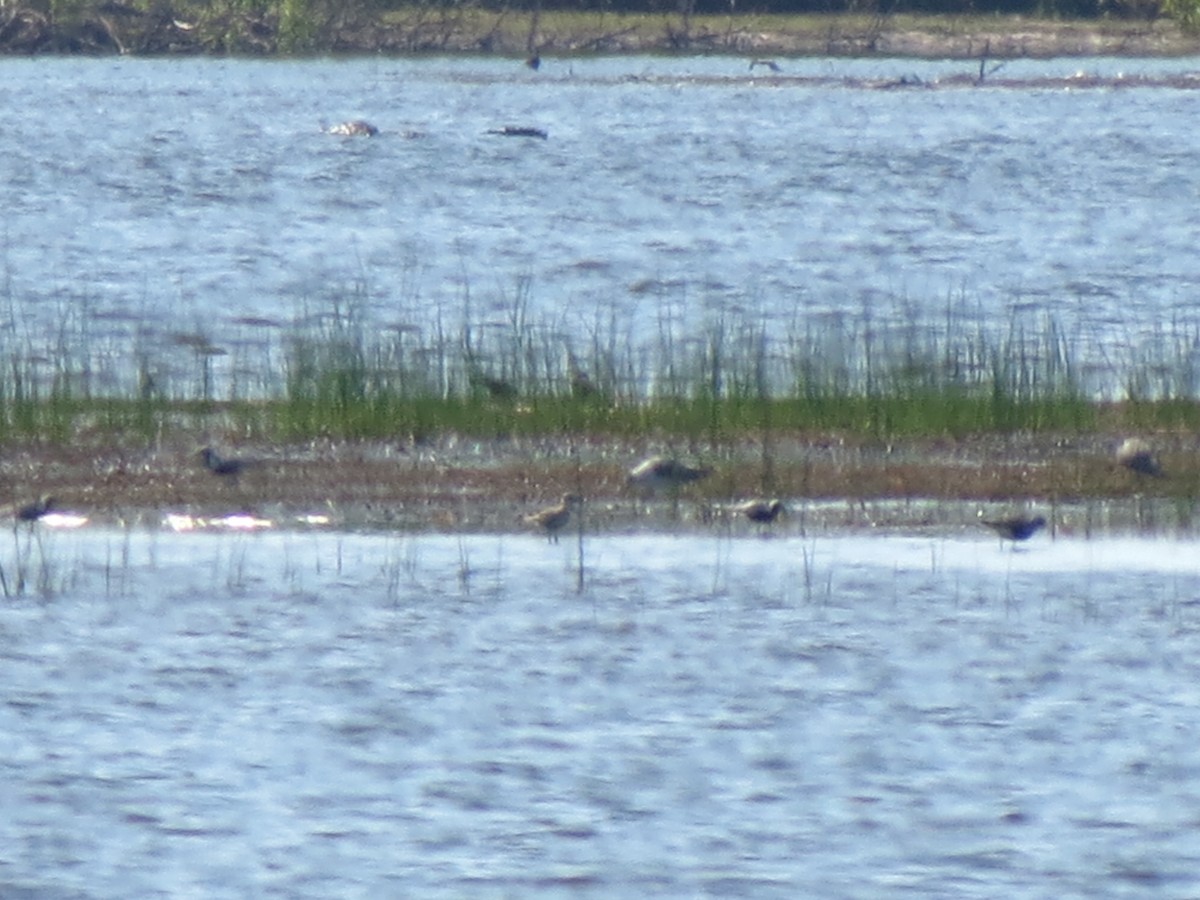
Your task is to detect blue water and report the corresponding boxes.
[2,56,1200,397]
[4,55,1200,897]
[1,527,1199,897]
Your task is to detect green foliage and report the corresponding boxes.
[278,0,321,51]
[1162,0,1200,31]
[0,282,1196,448]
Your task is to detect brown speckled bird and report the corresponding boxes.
[524,494,582,543]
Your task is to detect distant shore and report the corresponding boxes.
[1,6,1197,59]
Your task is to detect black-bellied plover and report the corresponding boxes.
[735,498,786,524]
[524,494,582,542]
[627,456,711,493]
[15,495,55,522]
[981,514,1046,543]
[1116,437,1164,478]
[200,447,256,480]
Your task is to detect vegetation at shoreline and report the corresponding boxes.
[2,282,1199,526]
[1,0,1198,56]
[3,281,1199,455]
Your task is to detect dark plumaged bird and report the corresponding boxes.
[627,456,711,493]
[16,495,55,522]
[981,514,1047,543]
[524,494,582,542]
[1116,437,1164,478]
[735,498,786,524]
[201,447,255,479]
[749,58,781,72]
[526,54,541,70]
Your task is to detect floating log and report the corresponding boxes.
[326,120,378,137]
[487,126,548,140]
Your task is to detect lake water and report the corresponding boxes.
[4,55,1200,897]
[2,524,1199,897]
[2,55,1200,397]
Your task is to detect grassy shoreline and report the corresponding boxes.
[3,293,1199,518]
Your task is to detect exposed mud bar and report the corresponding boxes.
[0,431,1193,533]
[581,71,1200,91]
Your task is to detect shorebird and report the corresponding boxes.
[627,456,711,493]
[15,495,55,522]
[734,498,786,524]
[327,120,378,137]
[200,447,256,480]
[981,514,1047,543]
[524,494,582,542]
[1116,437,1164,478]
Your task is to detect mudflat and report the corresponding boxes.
[1,430,1189,530]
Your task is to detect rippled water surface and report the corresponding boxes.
[3,526,1200,897]
[4,55,1200,896]
[2,55,1200,393]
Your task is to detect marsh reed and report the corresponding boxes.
[0,277,1196,449]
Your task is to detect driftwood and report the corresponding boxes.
[487,126,548,139]
[326,120,378,137]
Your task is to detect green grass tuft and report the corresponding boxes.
[0,282,1195,447]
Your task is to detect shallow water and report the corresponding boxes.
[2,56,1200,396]
[5,54,1200,896]
[2,526,1199,897]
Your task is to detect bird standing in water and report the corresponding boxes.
[524,494,582,543]
[981,514,1046,544]
[734,498,786,525]
[15,495,55,522]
